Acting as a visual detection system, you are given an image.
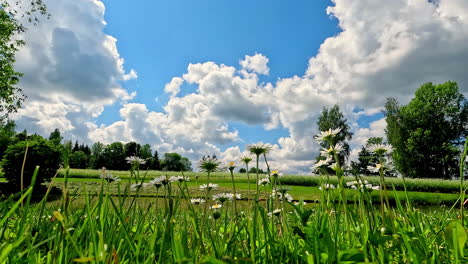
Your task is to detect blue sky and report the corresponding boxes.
[99,0,339,130]
[97,0,341,151]
[13,0,468,173]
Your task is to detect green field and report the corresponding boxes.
[41,168,467,206]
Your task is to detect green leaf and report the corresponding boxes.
[72,257,95,262]
[444,221,467,257]
[338,248,365,263]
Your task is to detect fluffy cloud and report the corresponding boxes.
[164,77,184,98]
[12,0,136,139]
[88,103,231,161]
[11,0,468,174]
[239,53,270,75]
[263,0,468,172]
[348,118,387,162]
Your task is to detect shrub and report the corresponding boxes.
[249,167,265,174]
[2,138,61,191]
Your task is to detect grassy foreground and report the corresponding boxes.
[0,167,467,263]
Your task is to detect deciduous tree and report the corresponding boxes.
[385,81,468,178]
[316,105,353,169]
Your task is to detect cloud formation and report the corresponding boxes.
[13,0,136,136]
[11,0,468,173]
[239,53,270,75]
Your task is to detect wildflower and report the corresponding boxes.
[198,155,221,172]
[367,163,383,173]
[212,193,234,203]
[199,183,218,191]
[319,184,336,190]
[227,162,236,172]
[320,143,344,157]
[346,180,379,191]
[367,144,393,156]
[157,176,170,186]
[268,208,283,217]
[271,190,293,202]
[271,170,283,178]
[246,143,272,156]
[212,212,221,220]
[294,201,307,206]
[211,204,222,209]
[145,177,166,189]
[328,163,340,171]
[190,198,205,205]
[311,156,332,171]
[100,168,120,183]
[212,210,222,220]
[169,175,190,183]
[131,183,144,190]
[346,181,358,187]
[241,156,253,165]
[258,177,270,186]
[104,174,121,183]
[314,128,341,143]
[126,156,146,165]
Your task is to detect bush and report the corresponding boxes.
[69,150,89,169]
[249,167,265,174]
[2,138,61,191]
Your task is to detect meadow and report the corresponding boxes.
[0,165,467,263]
[0,135,467,263]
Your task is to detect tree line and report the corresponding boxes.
[0,126,193,172]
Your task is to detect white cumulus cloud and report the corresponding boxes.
[11,0,468,174]
[239,53,270,75]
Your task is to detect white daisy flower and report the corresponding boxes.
[258,177,270,185]
[190,198,205,205]
[311,156,333,171]
[211,204,222,209]
[126,156,146,165]
[319,184,336,190]
[131,183,144,190]
[367,163,383,173]
[271,190,293,202]
[314,128,342,143]
[212,193,234,203]
[367,144,393,156]
[169,175,190,183]
[199,183,218,191]
[271,170,283,177]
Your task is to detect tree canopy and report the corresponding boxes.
[316,105,353,167]
[385,81,468,179]
[161,153,192,172]
[0,0,48,121]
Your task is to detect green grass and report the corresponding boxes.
[37,168,465,206]
[1,172,466,263]
[48,178,461,206]
[54,168,468,193]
